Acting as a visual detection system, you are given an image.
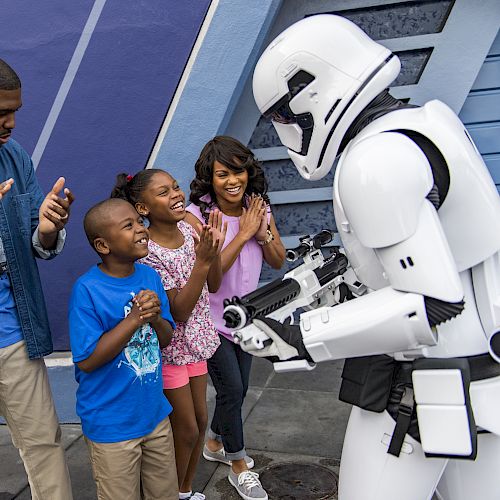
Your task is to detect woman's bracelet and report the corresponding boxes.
[257,229,274,246]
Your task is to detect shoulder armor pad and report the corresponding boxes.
[339,131,434,248]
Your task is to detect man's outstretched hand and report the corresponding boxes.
[39,177,75,235]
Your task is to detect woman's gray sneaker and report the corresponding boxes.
[228,470,268,500]
[202,445,255,468]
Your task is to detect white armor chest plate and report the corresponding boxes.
[346,100,500,271]
[333,100,500,358]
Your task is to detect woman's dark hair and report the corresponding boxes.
[189,136,269,220]
[110,168,167,204]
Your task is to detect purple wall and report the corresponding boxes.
[3,0,210,349]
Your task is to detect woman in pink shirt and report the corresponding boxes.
[185,136,285,500]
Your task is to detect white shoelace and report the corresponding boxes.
[190,493,206,500]
[238,470,262,490]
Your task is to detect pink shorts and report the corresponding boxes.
[162,361,208,390]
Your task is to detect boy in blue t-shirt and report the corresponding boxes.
[69,198,178,500]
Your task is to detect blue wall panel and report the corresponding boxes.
[461,29,500,189]
[2,0,210,349]
[467,124,500,155]
[484,155,500,184]
[471,56,500,91]
[460,91,500,123]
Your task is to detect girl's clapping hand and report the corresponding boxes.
[194,224,219,265]
[208,209,228,254]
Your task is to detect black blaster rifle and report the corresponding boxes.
[223,230,364,365]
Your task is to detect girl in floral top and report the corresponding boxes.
[111,169,226,500]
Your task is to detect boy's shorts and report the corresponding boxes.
[85,416,177,500]
[162,360,208,390]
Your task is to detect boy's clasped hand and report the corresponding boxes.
[130,289,162,324]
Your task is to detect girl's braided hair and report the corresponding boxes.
[110,168,166,204]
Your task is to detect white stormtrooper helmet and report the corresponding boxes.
[252,14,401,180]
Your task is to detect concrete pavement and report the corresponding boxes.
[0,358,351,499]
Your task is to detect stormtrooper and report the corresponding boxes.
[245,14,500,500]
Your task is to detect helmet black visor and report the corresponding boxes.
[263,96,314,155]
[262,70,316,154]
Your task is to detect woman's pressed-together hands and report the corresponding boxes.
[239,194,268,242]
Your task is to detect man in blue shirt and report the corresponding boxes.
[0,59,74,499]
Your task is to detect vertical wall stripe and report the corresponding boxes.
[31,0,107,169]
[146,0,220,170]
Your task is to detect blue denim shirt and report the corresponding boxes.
[0,139,65,359]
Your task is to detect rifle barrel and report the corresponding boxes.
[223,252,348,328]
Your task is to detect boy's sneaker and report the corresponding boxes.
[179,493,205,500]
[203,445,255,468]
[228,469,268,500]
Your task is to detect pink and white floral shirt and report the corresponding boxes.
[140,220,220,365]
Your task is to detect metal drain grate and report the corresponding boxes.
[259,462,338,499]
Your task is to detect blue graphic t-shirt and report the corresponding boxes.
[69,263,175,443]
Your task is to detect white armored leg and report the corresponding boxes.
[339,406,447,500]
[436,432,500,500]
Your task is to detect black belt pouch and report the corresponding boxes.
[339,355,396,412]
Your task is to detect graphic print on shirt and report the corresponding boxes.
[117,292,161,381]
